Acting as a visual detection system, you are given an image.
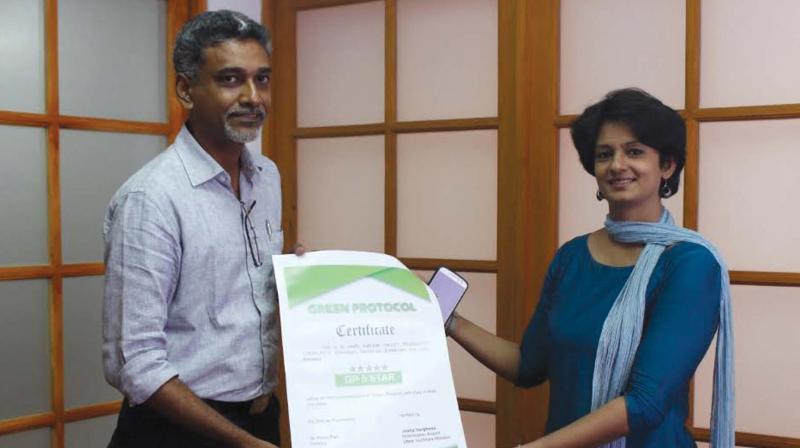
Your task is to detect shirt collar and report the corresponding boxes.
[239,144,263,181]
[175,125,264,187]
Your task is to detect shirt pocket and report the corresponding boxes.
[262,229,284,296]
[266,229,284,257]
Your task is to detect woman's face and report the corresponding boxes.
[594,121,675,215]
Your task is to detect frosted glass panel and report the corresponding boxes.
[0,0,45,112]
[460,411,495,448]
[558,129,683,245]
[60,130,164,263]
[0,428,51,448]
[64,276,121,408]
[560,0,685,114]
[59,0,167,121]
[0,280,50,420]
[456,272,496,334]
[297,2,384,127]
[0,125,49,265]
[397,131,497,260]
[698,120,800,272]
[700,0,800,107]
[397,0,497,121]
[297,136,384,252]
[65,414,118,448]
[418,271,496,401]
[694,285,800,437]
[207,0,261,22]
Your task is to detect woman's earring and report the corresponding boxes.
[596,190,604,201]
[660,180,672,198]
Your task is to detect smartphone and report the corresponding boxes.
[428,267,469,324]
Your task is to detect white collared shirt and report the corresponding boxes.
[102,125,283,405]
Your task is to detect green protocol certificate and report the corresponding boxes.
[273,250,466,448]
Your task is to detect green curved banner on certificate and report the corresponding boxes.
[285,265,430,307]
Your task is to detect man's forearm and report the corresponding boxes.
[143,377,274,448]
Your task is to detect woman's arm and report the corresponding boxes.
[521,397,628,448]
[450,243,564,386]
[448,314,522,383]
[622,244,721,431]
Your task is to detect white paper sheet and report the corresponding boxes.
[274,250,467,448]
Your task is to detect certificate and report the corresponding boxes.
[273,250,467,448]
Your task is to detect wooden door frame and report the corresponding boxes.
[269,0,550,446]
[496,0,559,445]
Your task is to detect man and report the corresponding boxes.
[103,10,285,447]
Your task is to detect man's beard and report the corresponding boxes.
[224,105,266,143]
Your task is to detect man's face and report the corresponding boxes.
[186,39,271,144]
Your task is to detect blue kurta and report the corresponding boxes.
[517,234,721,447]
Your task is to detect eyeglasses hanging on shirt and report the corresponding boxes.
[242,200,263,267]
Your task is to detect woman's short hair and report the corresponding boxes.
[570,88,685,198]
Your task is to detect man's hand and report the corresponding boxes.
[249,440,279,448]
[145,378,277,448]
[237,431,280,448]
[248,394,271,415]
[292,243,306,256]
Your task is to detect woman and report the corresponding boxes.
[448,89,733,447]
